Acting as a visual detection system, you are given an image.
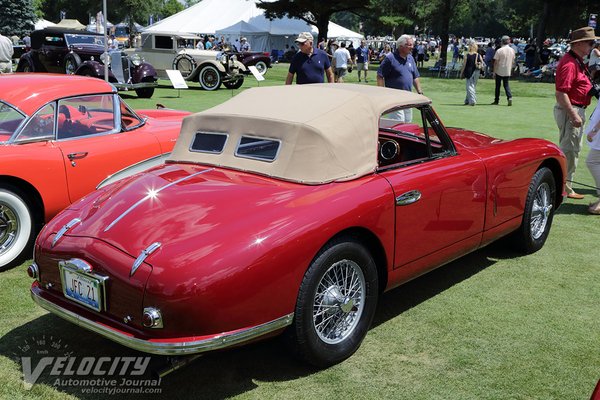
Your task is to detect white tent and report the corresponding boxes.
[144,0,363,51]
[34,19,56,30]
[55,19,86,30]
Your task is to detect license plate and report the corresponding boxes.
[59,262,106,312]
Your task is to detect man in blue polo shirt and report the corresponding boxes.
[285,32,334,85]
[377,35,424,122]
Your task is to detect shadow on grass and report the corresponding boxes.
[0,241,518,399]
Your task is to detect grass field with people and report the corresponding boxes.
[1,63,598,399]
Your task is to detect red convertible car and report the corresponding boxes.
[29,84,566,367]
[0,74,190,270]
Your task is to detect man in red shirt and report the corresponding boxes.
[554,27,599,199]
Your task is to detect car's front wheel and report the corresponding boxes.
[223,77,244,89]
[0,185,35,271]
[135,78,156,98]
[254,60,268,75]
[287,237,379,367]
[513,167,556,254]
[198,65,222,91]
[64,53,81,75]
[17,58,35,72]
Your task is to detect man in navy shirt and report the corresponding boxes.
[286,32,334,85]
[355,40,370,82]
[377,35,423,122]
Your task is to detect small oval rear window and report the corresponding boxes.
[190,132,228,154]
[235,136,280,162]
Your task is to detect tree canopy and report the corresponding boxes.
[0,0,36,37]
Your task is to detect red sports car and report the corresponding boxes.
[29,84,566,367]
[0,74,190,270]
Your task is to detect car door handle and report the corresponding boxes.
[67,152,88,160]
[396,190,422,206]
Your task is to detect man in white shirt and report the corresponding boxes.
[0,33,14,74]
[491,35,516,106]
[333,42,353,83]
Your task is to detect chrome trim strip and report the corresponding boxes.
[131,242,161,277]
[104,168,214,232]
[52,218,81,247]
[31,290,294,355]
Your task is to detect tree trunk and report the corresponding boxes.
[439,1,452,68]
[534,1,550,67]
[316,14,330,42]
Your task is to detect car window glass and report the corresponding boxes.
[190,132,228,153]
[154,35,173,49]
[377,106,452,168]
[235,136,280,162]
[15,103,55,142]
[57,95,116,140]
[120,100,143,130]
[0,102,26,143]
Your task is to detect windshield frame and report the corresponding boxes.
[0,100,28,144]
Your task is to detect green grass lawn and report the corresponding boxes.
[1,64,599,400]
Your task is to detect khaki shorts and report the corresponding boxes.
[357,62,368,71]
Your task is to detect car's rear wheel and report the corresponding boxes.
[198,65,222,91]
[0,185,34,271]
[254,60,268,75]
[287,237,378,367]
[64,53,81,75]
[223,77,244,89]
[513,167,556,254]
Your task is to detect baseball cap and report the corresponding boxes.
[295,32,313,43]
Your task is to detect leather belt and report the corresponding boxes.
[572,103,587,109]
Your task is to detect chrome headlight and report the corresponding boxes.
[130,54,142,66]
[100,52,110,66]
[219,54,228,64]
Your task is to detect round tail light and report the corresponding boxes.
[142,307,163,328]
[27,263,39,280]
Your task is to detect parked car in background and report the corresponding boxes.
[127,32,246,90]
[16,28,158,98]
[0,74,190,270]
[30,84,565,368]
[233,51,271,75]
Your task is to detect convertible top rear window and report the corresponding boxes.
[235,136,280,162]
[190,132,228,154]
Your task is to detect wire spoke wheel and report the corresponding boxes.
[0,204,18,257]
[530,182,552,240]
[313,259,366,344]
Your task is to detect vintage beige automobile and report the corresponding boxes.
[126,32,246,90]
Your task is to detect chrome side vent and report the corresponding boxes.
[130,242,161,277]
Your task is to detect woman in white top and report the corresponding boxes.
[588,42,600,70]
[585,103,600,214]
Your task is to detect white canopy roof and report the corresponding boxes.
[34,19,56,30]
[144,0,363,51]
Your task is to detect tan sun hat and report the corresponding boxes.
[569,26,600,43]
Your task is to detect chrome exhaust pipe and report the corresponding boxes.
[153,354,203,379]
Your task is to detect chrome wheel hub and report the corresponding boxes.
[531,182,552,240]
[0,204,18,255]
[313,259,365,344]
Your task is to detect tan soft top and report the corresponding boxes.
[168,83,430,184]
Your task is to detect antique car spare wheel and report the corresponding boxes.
[64,53,82,75]
[173,54,196,78]
[254,61,268,75]
[198,65,222,91]
[0,186,34,271]
[514,167,556,254]
[289,237,378,367]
